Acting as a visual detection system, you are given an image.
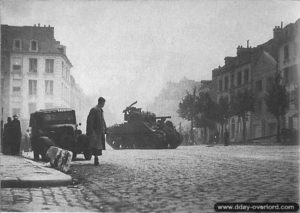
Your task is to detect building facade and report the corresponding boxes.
[277,19,299,134]
[211,19,299,143]
[1,24,87,132]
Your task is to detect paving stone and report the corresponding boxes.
[1,145,299,212]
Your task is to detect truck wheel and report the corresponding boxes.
[84,152,92,160]
[72,152,77,161]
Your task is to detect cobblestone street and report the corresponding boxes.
[1,145,299,212]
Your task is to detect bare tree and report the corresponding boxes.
[265,71,289,143]
[231,89,255,143]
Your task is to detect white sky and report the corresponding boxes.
[1,0,300,123]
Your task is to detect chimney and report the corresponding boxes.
[273,26,282,40]
[38,23,40,27]
[247,40,249,48]
[281,21,283,29]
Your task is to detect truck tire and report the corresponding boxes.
[84,151,92,160]
[72,152,77,160]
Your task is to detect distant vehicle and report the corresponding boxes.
[106,101,183,149]
[29,108,91,161]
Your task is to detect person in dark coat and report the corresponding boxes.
[3,117,13,155]
[224,130,229,146]
[11,114,22,155]
[86,97,107,165]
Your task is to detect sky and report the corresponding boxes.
[1,0,300,123]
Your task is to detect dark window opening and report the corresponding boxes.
[224,76,229,90]
[244,69,249,83]
[284,45,289,60]
[29,58,37,73]
[237,72,242,86]
[30,40,38,51]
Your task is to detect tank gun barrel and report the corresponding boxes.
[155,116,171,121]
[123,101,138,113]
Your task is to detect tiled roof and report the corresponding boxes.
[1,24,72,66]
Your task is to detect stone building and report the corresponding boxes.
[0,24,87,132]
[211,45,278,142]
[211,19,299,143]
[277,19,299,134]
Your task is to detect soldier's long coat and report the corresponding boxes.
[86,105,107,150]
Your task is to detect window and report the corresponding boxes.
[244,69,249,83]
[12,79,21,95]
[62,61,64,76]
[12,79,21,94]
[12,58,22,72]
[28,103,37,114]
[29,80,37,95]
[45,80,53,95]
[13,39,21,51]
[224,76,229,90]
[13,64,21,71]
[45,59,54,73]
[237,72,242,86]
[29,58,37,73]
[284,45,289,60]
[284,68,289,84]
[255,80,262,92]
[231,74,235,88]
[13,87,21,92]
[2,38,8,49]
[219,79,223,92]
[30,40,38,51]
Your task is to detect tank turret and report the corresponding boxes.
[106,101,182,149]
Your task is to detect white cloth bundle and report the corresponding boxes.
[46,146,73,173]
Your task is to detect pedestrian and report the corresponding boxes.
[224,130,229,146]
[86,97,107,166]
[11,114,21,155]
[3,117,13,155]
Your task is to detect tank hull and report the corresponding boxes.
[106,121,182,149]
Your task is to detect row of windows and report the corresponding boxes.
[13,39,38,52]
[12,80,54,96]
[12,58,71,82]
[12,58,54,73]
[219,69,249,91]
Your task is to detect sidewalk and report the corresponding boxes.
[0,152,72,188]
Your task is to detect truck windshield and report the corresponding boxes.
[40,111,76,125]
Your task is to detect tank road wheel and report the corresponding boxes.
[84,151,92,160]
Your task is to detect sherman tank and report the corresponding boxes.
[106,101,183,149]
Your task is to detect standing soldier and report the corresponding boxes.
[86,97,107,165]
[3,117,12,154]
[224,130,229,146]
[11,114,21,155]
